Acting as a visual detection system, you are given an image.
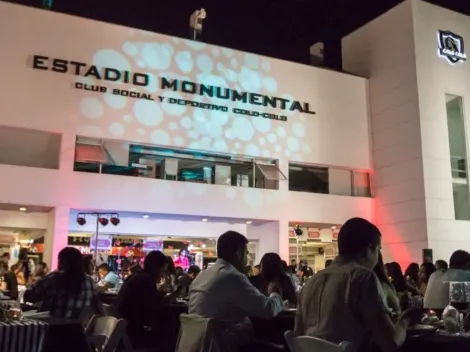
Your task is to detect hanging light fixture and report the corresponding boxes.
[110,214,120,226]
[98,216,109,226]
[76,214,86,226]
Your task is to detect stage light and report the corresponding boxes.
[76,214,86,226]
[98,217,109,226]
[110,214,120,226]
[294,224,303,236]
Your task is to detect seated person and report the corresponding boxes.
[250,254,297,306]
[295,218,420,352]
[97,263,119,291]
[29,262,49,286]
[115,250,173,351]
[25,247,100,319]
[0,261,18,300]
[189,231,284,347]
[178,265,201,298]
[424,250,470,309]
[374,252,401,317]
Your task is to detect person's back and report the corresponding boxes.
[189,231,283,324]
[116,270,165,326]
[295,218,420,352]
[29,271,96,318]
[115,250,171,351]
[296,258,386,348]
[25,247,97,319]
[424,250,470,309]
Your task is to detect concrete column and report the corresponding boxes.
[43,206,70,270]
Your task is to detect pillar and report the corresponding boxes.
[43,206,70,270]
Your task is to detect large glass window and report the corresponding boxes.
[73,137,283,190]
[446,94,470,220]
[288,163,371,197]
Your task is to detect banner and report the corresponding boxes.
[143,238,163,252]
[90,235,112,250]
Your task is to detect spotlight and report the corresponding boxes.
[98,217,109,226]
[110,215,120,226]
[76,214,86,226]
[294,224,303,236]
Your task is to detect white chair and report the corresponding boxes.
[85,315,128,352]
[175,313,238,352]
[284,331,353,352]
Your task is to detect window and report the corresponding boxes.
[289,163,371,197]
[289,165,329,193]
[0,126,61,170]
[75,143,108,164]
[254,161,285,190]
[328,168,351,196]
[73,136,285,190]
[353,171,371,197]
[446,94,470,220]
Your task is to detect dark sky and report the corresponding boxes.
[5,0,470,66]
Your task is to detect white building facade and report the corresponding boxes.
[0,2,373,268]
[343,0,470,264]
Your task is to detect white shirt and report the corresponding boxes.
[189,259,284,323]
[424,269,470,309]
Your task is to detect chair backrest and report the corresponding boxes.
[85,315,127,352]
[285,331,353,352]
[102,303,117,317]
[176,314,238,352]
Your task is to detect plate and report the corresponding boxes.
[408,324,437,336]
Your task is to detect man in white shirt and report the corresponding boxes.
[189,231,284,345]
[424,250,470,309]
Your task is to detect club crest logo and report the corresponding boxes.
[438,30,467,64]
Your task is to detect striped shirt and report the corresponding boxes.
[25,271,98,319]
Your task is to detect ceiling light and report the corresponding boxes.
[19,207,27,212]
[143,214,149,219]
[331,226,337,230]
[246,221,252,224]
[202,218,208,222]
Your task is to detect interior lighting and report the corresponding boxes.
[19,207,27,212]
[202,218,208,222]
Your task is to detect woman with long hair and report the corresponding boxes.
[250,253,297,306]
[374,253,401,317]
[419,262,436,296]
[404,263,420,290]
[386,262,408,294]
[25,247,99,318]
[158,256,178,294]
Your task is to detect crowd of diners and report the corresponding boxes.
[0,255,49,300]
[1,217,470,351]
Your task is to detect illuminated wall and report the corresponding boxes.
[0,2,374,266]
[343,0,470,265]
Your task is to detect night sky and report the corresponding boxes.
[4,0,470,66]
